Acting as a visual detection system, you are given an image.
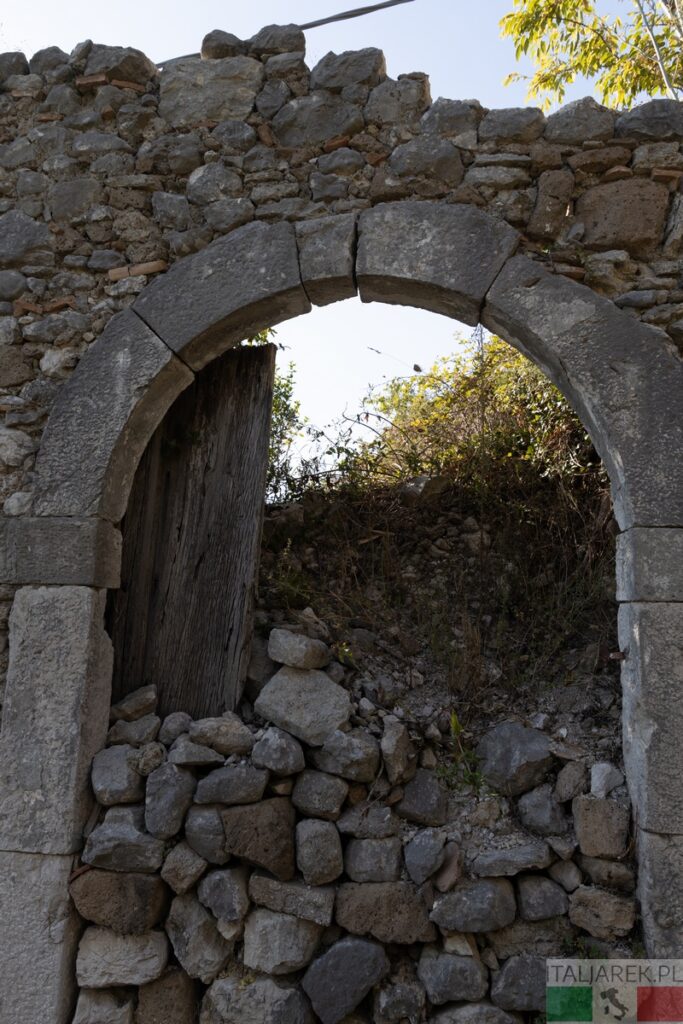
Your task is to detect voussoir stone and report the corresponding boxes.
[221,797,295,879]
[145,763,196,839]
[195,763,268,805]
[431,879,517,933]
[188,713,254,755]
[273,93,364,148]
[336,881,436,944]
[252,726,305,775]
[302,936,390,1024]
[69,869,169,934]
[310,47,386,91]
[357,201,519,327]
[312,728,380,782]
[243,907,323,974]
[418,946,489,1005]
[76,927,168,987]
[472,841,553,876]
[295,212,358,306]
[249,873,335,926]
[476,722,554,796]
[296,818,344,885]
[159,56,264,128]
[201,976,310,1024]
[255,666,352,745]
[165,894,233,983]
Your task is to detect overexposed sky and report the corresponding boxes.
[2,0,600,430]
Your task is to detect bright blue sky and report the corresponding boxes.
[2,0,600,431]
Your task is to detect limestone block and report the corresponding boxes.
[133,221,310,370]
[34,309,193,521]
[357,201,519,326]
[616,98,683,140]
[575,179,670,256]
[545,97,616,144]
[619,602,683,833]
[272,93,364,148]
[295,213,358,306]
[482,255,683,529]
[617,527,683,601]
[0,516,122,587]
[159,56,264,128]
[638,828,683,955]
[0,586,112,855]
[0,850,80,1024]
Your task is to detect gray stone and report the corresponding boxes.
[203,197,254,234]
[0,270,26,301]
[637,830,683,955]
[165,894,233,983]
[197,866,249,924]
[527,168,574,240]
[161,841,207,894]
[573,795,630,859]
[168,737,225,767]
[432,1004,521,1024]
[84,44,157,85]
[0,850,81,1024]
[83,806,165,873]
[365,76,431,126]
[152,191,193,231]
[381,715,418,785]
[145,764,196,839]
[201,976,310,1024]
[76,927,168,987]
[373,978,426,1024]
[249,873,335,926]
[404,828,446,884]
[195,762,268,805]
[337,801,400,838]
[252,726,305,775]
[517,873,568,920]
[491,954,546,1012]
[357,201,519,327]
[486,916,576,958]
[111,685,157,723]
[159,56,264,129]
[302,936,390,1024]
[576,178,670,256]
[577,854,634,892]
[268,626,330,668]
[390,135,463,186]
[91,744,143,806]
[255,666,351,746]
[222,798,295,879]
[159,712,192,746]
[476,722,554,797]
[108,714,160,746]
[184,805,230,865]
[569,885,636,939]
[137,743,166,777]
[518,783,569,836]
[421,97,481,137]
[480,106,545,142]
[335,882,436,944]
[186,162,242,205]
[545,96,615,144]
[548,859,583,892]
[472,841,553,876]
[0,51,29,80]
[256,78,291,119]
[296,818,344,885]
[616,98,683,140]
[201,30,245,60]
[292,769,349,820]
[135,968,197,1024]
[244,908,322,974]
[248,24,305,57]
[591,762,624,798]
[295,213,358,306]
[396,768,447,825]
[0,210,52,267]
[311,48,385,92]
[555,761,589,803]
[133,221,310,371]
[0,588,112,855]
[272,94,364,148]
[72,989,135,1024]
[465,165,531,189]
[34,310,193,520]
[188,714,253,755]
[431,879,516,933]
[318,147,365,174]
[69,869,169,934]
[617,528,683,602]
[212,119,257,151]
[417,946,488,1004]
[345,837,402,882]
[312,728,380,783]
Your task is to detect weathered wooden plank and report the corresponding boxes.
[108,344,275,718]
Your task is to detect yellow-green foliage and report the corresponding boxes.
[500,0,683,107]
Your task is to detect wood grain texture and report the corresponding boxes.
[108,344,275,717]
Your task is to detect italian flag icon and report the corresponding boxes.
[637,987,683,1020]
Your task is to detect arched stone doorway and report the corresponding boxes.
[0,204,681,1021]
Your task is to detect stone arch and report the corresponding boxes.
[0,204,681,1009]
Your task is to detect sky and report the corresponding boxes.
[1,0,602,433]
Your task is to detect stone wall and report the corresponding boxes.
[72,622,635,1023]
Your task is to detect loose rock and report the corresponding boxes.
[302,936,390,1024]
